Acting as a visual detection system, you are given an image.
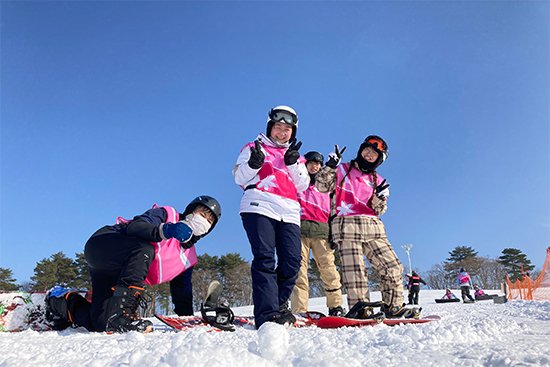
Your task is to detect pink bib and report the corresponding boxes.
[116,204,198,285]
[334,163,385,217]
[242,142,300,201]
[298,184,330,223]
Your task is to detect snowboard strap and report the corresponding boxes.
[200,302,235,332]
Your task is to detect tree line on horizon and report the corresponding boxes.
[0,246,539,313]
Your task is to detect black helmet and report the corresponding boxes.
[304,151,324,164]
[354,135,389,172]
[266,105,298,141]
[182,195,221,235]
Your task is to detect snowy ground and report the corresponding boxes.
[1,290,550,367]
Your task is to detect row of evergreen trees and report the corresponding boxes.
[0,246,537,313]
[423,246,536,290]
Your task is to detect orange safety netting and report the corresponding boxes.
[506,247,550,301]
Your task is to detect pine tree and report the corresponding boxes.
[73,252,91,290]
[31,252,77,291]
[497,248,535,282]
[444,246,480,284]
[0,267,19,291]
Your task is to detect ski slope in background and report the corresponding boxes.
[1,289,549,366]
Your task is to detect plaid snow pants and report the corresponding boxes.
[331,216,404,308]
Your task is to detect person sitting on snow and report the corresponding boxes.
[45,196,221,333]
[473,284,486,298]
[441,288,458,300]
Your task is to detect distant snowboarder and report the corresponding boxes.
[407,271,427,305]
[457,268,475,303]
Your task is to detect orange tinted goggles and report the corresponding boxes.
[366,137,386,152]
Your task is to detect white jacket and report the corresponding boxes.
[233,133,309,225]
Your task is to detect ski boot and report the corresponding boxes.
[382,303,422,319]
[328,306,345,317]
[345,301,385,321]
[104,285,153,333]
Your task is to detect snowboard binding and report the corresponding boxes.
[345,301,386,321]
[200,281,235,331]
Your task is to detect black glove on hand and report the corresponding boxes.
[284,139,302,166]
[374,179,390,199]
[326,145,346,169]
[248,140,265,169]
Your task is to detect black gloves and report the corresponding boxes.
[326,145,346,169]
[248,140,265,169]
[284,139,302,166]
[374,179,390,199]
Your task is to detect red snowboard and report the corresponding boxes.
[155,311,325,332]
[316,314,441,329]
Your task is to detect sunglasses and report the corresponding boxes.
[366,137,386,152]
[269,109,297,125]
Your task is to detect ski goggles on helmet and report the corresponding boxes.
[364,136,387,153]
[269,109,298,125]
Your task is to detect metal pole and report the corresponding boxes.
[401,244,413,274]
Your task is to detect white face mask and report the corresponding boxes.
[185,214,212,236]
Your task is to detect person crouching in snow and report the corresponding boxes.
[45,196,221,332]
[233,105,309,328]
[316,135,416,319]
[291,151,344,317]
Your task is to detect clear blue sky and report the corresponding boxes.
[1,1,548,284]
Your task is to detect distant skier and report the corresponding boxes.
[316,135,415,319]
[233,105,309,328]
[45,196,221,332]
[457,268,475,303]
[407,271,427,305]
[291,151,344,317]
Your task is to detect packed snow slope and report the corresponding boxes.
[1,289,549,367]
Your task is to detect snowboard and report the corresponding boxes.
[155,311,325,332]
[316,314,441,329]
[474,294,498,301]
[435,298,460,303]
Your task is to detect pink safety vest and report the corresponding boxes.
[334,163,385,217]
[458,273,470,285]
[116,204,198,285]
[243,142,300,201]
[298,184,330,223]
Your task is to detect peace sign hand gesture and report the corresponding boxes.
[326,145,347,168]
[248,140,265,169]
[284,139,303,166]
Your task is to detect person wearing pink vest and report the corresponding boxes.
[233,105,309,328]
[316,135,416,319]
[44,196,221,333]
[291,151,344,316]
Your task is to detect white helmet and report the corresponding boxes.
[266,105,298,140]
